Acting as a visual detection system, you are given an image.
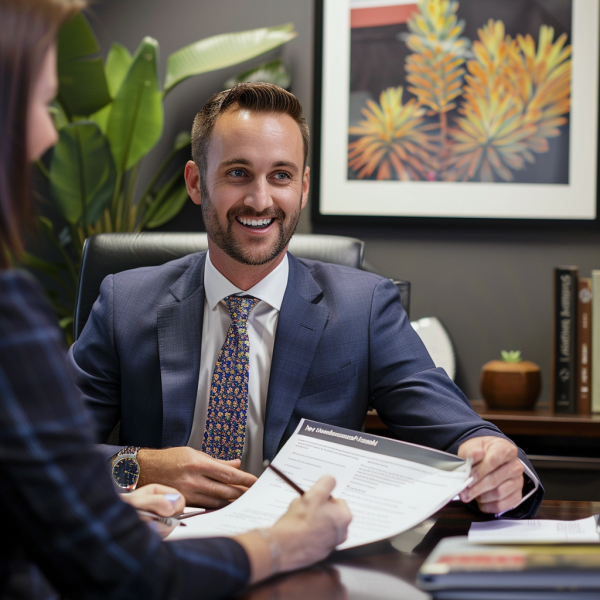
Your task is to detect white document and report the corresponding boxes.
[168,419,472,549]
[469,516,600,544]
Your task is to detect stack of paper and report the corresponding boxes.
[469,516,600,544]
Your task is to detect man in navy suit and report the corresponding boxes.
[68,83,541,516]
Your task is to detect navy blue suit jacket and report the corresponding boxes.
[68,252,542,516]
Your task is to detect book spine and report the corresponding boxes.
[577,278,592,415]
[592,271,600,413]
[552,267,578,414]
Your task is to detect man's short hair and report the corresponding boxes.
[191,82,310,182]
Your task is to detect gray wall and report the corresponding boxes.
[89,0,600,402]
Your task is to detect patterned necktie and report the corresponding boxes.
[202,295,259,461]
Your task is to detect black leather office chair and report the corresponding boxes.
[73,232,410,340]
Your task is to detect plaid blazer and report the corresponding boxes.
[68,253,542,518]
[0,270,250,599]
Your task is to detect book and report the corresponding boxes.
[418,536,600,599]
[577,278,592,415]
[592,271,600,413]
[552,266,578,414]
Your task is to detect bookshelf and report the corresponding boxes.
[365,401,600,438]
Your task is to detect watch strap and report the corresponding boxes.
[117,446,140,458]
[112,446,141,490]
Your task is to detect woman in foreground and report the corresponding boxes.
[0,0,351,598]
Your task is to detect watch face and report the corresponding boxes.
[113,457,140,489]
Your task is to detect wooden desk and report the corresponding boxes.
[235,500,600,600]
[365,402,600,438]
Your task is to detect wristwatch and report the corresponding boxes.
[112,446,141,491]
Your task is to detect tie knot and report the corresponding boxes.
[225,295,259,324]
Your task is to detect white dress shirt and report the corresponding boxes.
[187,252,289,476]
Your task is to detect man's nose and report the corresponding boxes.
[244,178,274,213]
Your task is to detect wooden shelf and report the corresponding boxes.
[365,400,600,438]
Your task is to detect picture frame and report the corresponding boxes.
[312,0,600,226]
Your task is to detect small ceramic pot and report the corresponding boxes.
[480,360,541,410]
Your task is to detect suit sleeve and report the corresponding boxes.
[67,275,123,457]
[367,278,543,517]
[0,271,250,599]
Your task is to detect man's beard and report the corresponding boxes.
[200,181,303,266]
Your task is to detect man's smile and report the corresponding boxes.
[235,216,275,230]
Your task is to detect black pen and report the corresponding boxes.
[264,460,305,495]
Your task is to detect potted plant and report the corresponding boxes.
[480,350,541,410]
[23,13,296,343]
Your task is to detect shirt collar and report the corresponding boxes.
[204,250,289,312]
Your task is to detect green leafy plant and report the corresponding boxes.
[501,350,522,363]
[26,14,296,342]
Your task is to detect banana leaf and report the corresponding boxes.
[49,122,116,226]
[19,251,64,280]
[173,131,192,151]
[89,44,133,134]
[105,42,133,97]
[164,23,297,94]
[57,13,111,117]
[224,58,291,89]
[88,103,111,134]
[106,37,163,172]
[145,184,190,229]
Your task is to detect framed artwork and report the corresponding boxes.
[312,0,600,225]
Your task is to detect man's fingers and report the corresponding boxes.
[478,488,523,514]
[457,444,485,465]
[184,475,247,502]
[460,460,523,503]
[476,475,524,505]
[193,457,258,487]
[470,440,518,484]
[186,491,238,509]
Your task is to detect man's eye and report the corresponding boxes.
[229,169,245,177]
[274,172,290,181]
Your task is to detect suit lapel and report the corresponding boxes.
[264,254,329,459]
[157,253,206,447]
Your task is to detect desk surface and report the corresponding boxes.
[235,500,600,600]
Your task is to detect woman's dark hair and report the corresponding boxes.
[0,0,84,268]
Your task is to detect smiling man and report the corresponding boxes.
[68,83,542,517]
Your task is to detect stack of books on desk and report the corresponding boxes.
[418,536,600,599]
[551,267,600,415]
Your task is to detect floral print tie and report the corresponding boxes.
[202,295,259,460]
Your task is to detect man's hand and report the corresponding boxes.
[137,447,258,508]
[457,436,524,514]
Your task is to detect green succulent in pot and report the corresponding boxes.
[24,13,296,343]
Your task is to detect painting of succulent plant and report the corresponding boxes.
[348,87,437,180]
[347,0,573,184]
[445,20,571,182]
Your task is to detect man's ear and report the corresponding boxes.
[300,166,310,210]
[184,161,202,206]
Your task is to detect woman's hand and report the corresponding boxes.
[235,476,352,583]
[120,484,186,538]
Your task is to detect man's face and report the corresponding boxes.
[197,108,309,267]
